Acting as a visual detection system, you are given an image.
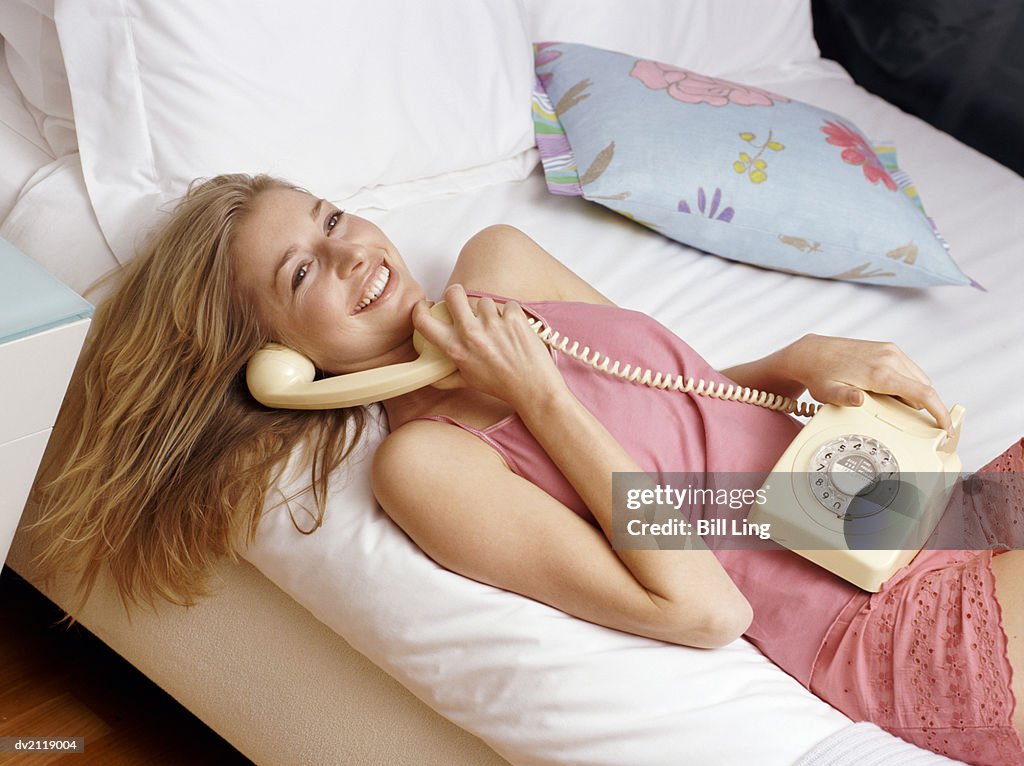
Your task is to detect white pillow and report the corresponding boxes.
[245,415,853,766]
[521,0,820,76]
[0,0,76,157]
[53,0,537,263]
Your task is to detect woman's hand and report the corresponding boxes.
[784,334,952,433]
[411,284,567,411]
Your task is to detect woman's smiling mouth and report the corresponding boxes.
[354,264,391,313]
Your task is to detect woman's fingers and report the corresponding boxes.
[441,283,476,326]
[840,371,952,434]
[412,298,453,346]
[890,377,952,434]
[863,355,951,432]
[896,353,932,387]
[501,299,526,323]
[803,335,951,433]
[475,296,504,327]
[818,382,865,408]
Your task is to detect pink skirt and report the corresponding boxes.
[809,439,1024,765]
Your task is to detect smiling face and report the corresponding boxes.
[232,187,426,373]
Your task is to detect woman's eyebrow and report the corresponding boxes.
[272,199,327,289]
[274,245,297,290]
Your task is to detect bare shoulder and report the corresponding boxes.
[446,224,613,305]
[372,418,507,504]
[371,417,526,556]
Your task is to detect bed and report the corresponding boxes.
[3,2,1022,764]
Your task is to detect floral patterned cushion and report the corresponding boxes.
[533,42,974,288]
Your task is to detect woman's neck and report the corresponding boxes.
[381,382,460,430]
[381,378,515,433]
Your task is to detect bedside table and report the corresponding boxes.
[0,237,93,567]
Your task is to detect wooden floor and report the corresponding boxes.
[0,566,254,765]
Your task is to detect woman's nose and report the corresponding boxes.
[326,238,369,277]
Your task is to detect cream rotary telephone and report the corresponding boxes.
[247,302,965,591]
[748,393,964,591]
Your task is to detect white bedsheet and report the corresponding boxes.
[246,58,1022,766]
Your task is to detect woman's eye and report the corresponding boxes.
[291,263,309,291]
[326,210,343,233]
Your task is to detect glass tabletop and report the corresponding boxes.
[0,237,94,345]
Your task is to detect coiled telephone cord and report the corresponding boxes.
[525,317,820,418]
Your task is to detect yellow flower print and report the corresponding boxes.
[733,130,784,184]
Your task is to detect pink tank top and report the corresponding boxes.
[419,294,867,686]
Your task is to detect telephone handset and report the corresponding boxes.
[246,302,458,410]
[246,300,966,592]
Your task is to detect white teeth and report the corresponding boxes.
[355,266,390,311]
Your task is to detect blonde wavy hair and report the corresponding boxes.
[29,174,366,613]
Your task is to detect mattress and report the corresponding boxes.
[4,51,1017,766]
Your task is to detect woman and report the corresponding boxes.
[33,174,1024,763]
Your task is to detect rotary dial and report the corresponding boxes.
[809,435,899,518]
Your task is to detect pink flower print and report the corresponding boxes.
[630,60,789,107]
[820,120,898,191]
[534,42,562,92]
[534,42,562,68]
[945,682,969,705]
[947,655,965,679]
[874,640,892,661]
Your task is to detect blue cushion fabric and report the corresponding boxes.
[533,42,973,288]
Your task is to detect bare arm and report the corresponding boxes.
[374,419,750,648]
[385,286,752,648]
[451,225,951,431]
[722,334,952,432]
